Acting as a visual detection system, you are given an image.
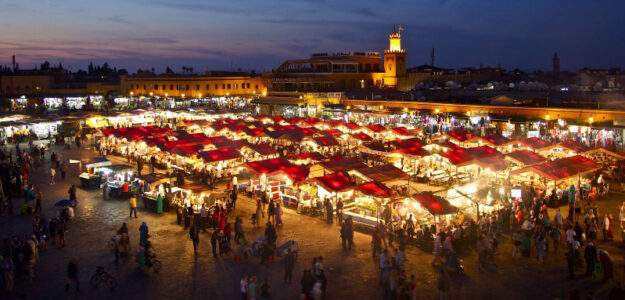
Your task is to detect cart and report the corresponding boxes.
[276,240,299,257]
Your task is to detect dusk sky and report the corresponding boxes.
[1,0,624,73]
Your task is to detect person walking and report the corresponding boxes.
[584,241,597,276]
[240,274,249,300]
[48,167,56,185]
[129,196,137,218]
[189,224,200,253]
[284,248,296,283]
[138,221,149,245]
[437,269,451,300]
[211,229,219,257]
[65,257,79,291]
[234,217,245,244]
[275,203,283,227]
[34,188,42,213]
[61,162,68,180]
[267,199,275,225]
[2,256,14,292]
[372,229,382,257]
[248,276,258,300]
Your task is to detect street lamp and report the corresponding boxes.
[545,114,550,120]
[589,116,594,123]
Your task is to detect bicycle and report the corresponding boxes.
[90,266,117,290]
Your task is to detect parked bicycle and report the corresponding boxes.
[90,266,117,290]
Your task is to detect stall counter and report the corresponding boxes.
[79,173,102,188]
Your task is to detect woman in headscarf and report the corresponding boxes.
[139,222,149,246]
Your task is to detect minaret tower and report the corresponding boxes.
[383,26,406,88]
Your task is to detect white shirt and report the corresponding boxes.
[240,280,247,294]
[51,168,56,176]
[566,229,576,243]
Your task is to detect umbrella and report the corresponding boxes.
[54,200,75,207]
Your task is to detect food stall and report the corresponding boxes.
[399,191,459,229]
[138,173,174,213]
[343,181,396,227]
[296,171,355,209]
[170,184,226,214]
[77,157,112,188]
[101,164,137,198]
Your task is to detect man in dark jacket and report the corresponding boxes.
[210,229,219,257]
[284,248,297,283]
[189,224,200,253]
[66,257,79,291]
[584,241,597,276]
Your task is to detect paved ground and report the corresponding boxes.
[1,143,625,300]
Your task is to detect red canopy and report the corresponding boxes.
[465,145,502,158]
[245,143,278,156]
[342,122,361,130]
[390,138,424,149]
[312,171,354,192]
[505,150,547,166]
[198,148,242,162]
[412,192,458,215]
[321,129,343,136]
[479,134,511,146]
[167,145,201,156]
[287,152,326,161]
[244,158,309,182]
[511,155,601,181]
[393,147,431,158]
[390,127,412,136]
[517,137,553,150]
[357,181,394,198]
[366,124,387,133]
[436,141,463,151]
[318,158,368,173]
[439,149,475,166]
[312,136,340,147]
[350,132,373,142]
[558,140,591,153]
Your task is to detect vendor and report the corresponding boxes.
[122,181,129,197]
[156,193,164,214]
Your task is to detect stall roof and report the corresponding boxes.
[320,129,343,136]
[311,136,340,147]
[516,137,553,150]
[198,147,242,162]
[317,158,368,173]
[102,164,135,173]
[353,164,409,183]
[465,145,502,158]
[140,173,172,184]
[582,148,625,160]
[412,192,458,215]
[168,145,201,156]
[478,134,511,147]
[438,149,475,167]
[359,142,390,154]
[435,141,463,151]
[390,138,425,149]
[245,143,278,156]
[287,152,326,161]
[310,171,354,193]
[366,124,387,133]
[244,158,309,182]
[392,147,431,158]
[432,130,474,143]
[510,155,601,181]
[558,140,591,153]
[341,122,361,131]
[505,150,547,167]
[357,181,395,198]
[80,157,111,168]
[175,184,209,194]
[350,132,373,142]
[390,127,413,136]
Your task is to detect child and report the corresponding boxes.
[251,213,258,228]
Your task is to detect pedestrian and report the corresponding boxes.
[61,162,68,180]
[50,167,55,185]
[248,276,258,300]
[267,199,275,225]
[58,219,67,248]
[584,241,597,276]
[65,257,79,291]
[211,229,219,257]
[284,248,296,283]
[137,221,149,245]
[129,196,137,218]
[372,229,382,257]
[2,256,14,292]
[437,269,451,300]
[567,245,577,279]
[234,217,245,244]
[189,224,200,253]
[275,203,283,227]
[200,204,208,232]
[240,274,249,300]
[34,188,42,213]
[300,270,314,298]
[259,278,271,300]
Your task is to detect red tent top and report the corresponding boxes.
[198,147,242,162]
[321,129,343,136]
[367,124,387,133]
[390,127,411,136]
[436,141,463,151]
[412,192,458,215]
[480,134,511,146]
[439,149,475,166]
[318,158,368,173]
[393,147,431,157]
[357,181,394,198]
[475,155,507,171]
[342,122,361,130]
[350,132,373,142]
[511,155,600,181]
[167,145,201,156]
[245,158,309,182]
[505,150,547,166]
[298,118,320,126]
[213,140,249,149]
[242,127,266,137]
[184,120,210,126]
[518,137,552,150]
[319,120,344,128]
[287,152,326,161]
[390,138,424,149]
[447,130,474,142]
[354,164,409,182]
[313,171,354,192]
[245,143,278,156]
[465,145,502,158]
[558,140,591,153]
[312,136,340,147]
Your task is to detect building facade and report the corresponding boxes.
[121,72,267,98]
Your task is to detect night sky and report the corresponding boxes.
[1,0,624,72]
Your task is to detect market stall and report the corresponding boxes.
[77,157,112,188]
[343,181,396,227]
[138,173,174,213]
[101,164,137,198]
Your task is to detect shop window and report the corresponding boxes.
[196,85,200,91]
[186,84,189,91]
[247,83,250,89]
[234,83,238,89]
[255,85,258,90]
[162,84,166,90]
[143,84,146,90]
[222,84,225,89]
[154,84,158,90]
[130,84,134,90]
[206,84,209,90]
[215,84,218,89]
[227,84,231,89]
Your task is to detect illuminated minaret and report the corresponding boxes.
[384,26,406,88]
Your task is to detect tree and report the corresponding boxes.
[40,61,50,70]
[88,61,94,74]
